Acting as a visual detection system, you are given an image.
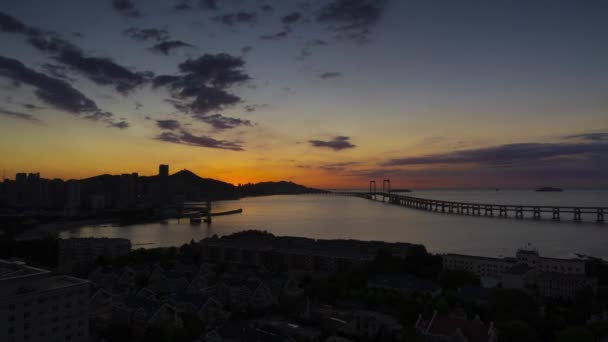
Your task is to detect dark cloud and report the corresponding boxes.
[112,0,141,17]
[156,130,243,150]
[178,54,250,88]
[23,103,45,110]
[0,11,39,35]
[151,40,194,55]
[40,63,72,80]
[0,107,41,122]
[154,53,250,117]
[260,5,273,12]
[0,56,126,128]
[54,48,150,94]
[319,72,341,79]
[309,136,356,151]
[565,132,608,142]
[317,0,388,42]
[156,119,182,130]
[318,161,359,171]
[194,113,252,130]
[383,142,608,167]
[215,12,257,26]
[282,12,302,25]
[108,121,130,129]
[260,29,291,41]
[175,0,218,11]
[123,27,169,42]
[188,86,241,114]
[200,0,218,10]
[244,104,268,112]
[1,11,150,94]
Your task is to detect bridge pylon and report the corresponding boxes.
[369,180,377,199]
[382,179,391,202]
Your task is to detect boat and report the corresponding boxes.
[189,216,202,224]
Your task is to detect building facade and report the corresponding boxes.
[0,260,90,342]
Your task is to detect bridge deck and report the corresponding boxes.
[330,191,606,223]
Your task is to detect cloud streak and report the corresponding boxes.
[309,136,356,151]
[151,40,194,55]
[0,107,41,122]
[317,0,388,43]
[0,56,126,128]
[156,130,243,151]
[383,142,608,167]
[112,0,141,17]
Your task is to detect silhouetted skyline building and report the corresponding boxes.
[158,164,169,205]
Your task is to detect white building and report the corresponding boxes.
[442,254,516,279]
[515,249,585,275]
[0,259,90,342]
[443,248,586,281]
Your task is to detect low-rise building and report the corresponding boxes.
[443,249,586,281]
[200,232,422,273]
[442,254,516,279]
[341,310,403,339]
[536,272,597,299]
[0,259,90,342]
[415,311,498,342]
[368,274,442,297]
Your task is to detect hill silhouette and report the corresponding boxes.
[80,170,326,205]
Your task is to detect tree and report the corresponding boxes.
[498,320,540,342]
[555,326,594,342]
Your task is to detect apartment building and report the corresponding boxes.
[0,259,90,342]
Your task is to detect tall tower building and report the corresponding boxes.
[158,164,169,205]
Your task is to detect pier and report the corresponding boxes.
[331,180,607,224]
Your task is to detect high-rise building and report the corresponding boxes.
[158,164,169,205]
[66,180,81,216]
[15,173,27,206]
[159,164,169,178]
[0,259,90,342]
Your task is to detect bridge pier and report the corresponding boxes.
[598,209,604,223]
[552,208,560,221]
[499,206,507,218]
[484,205,493,216]
[574,208,581,222]
[533,207,541,220]
[472,205,480,216]
[464,205,470,215]
[516,207,523,219]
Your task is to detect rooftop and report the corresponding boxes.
[0,274,89,298]
[0,259,49,280]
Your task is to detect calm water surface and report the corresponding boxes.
[59,190,608,258]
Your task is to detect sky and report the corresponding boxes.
[0,0,607,189]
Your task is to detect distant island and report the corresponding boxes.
[535,187,564,192]
[392,189,412,192]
